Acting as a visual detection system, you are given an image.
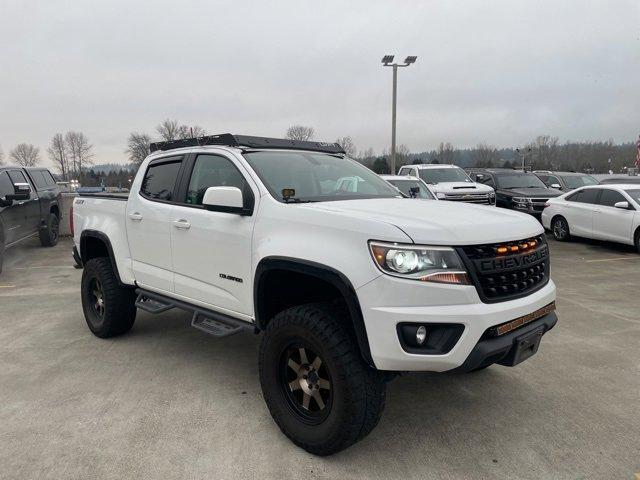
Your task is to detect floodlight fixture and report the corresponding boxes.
[381,55,395,65]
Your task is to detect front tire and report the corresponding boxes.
[551,216,570,241]
[81,258,136,338]
[259,302,386,456]
[39,212,59,247]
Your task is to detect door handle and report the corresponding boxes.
[128,212,143,221]
[173,219,191,230]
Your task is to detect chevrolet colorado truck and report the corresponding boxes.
[0,166,61,274]
[72,134,557,455]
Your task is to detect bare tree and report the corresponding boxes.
[126,132,151,167]
[9,143,40,166]
[286,125,314,141]
[437,142,455,164]
[47,134,70,180]
[65,131,93,178]
[526,135,559,170]
[156,119,185,141]
[335,136,357,158]
[396,144,411,170]
[189,125,207,138]
[473,143,499,167]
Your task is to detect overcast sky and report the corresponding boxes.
[1,0,639,168]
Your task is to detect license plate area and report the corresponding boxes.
[498,326,545,367]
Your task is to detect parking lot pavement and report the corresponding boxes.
[1,236,639,480]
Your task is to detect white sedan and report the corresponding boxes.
[541,184,640,252]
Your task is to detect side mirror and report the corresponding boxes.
[202,186,249,215]
[550,183,561,189]
[6,182,31,202]
[614,201,631,210]
[409,186,420,198]
[475,174,484,180]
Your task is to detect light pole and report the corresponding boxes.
[382,55,417,174]
[515,147,531,171]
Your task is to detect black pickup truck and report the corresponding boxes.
[0,166,62,273]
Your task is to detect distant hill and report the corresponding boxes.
[88,163,135,174]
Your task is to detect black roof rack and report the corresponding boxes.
[149,134,346,155]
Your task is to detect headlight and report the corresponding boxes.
[436,192,446,199]
[369,241,470,284]
[512,197,528,203]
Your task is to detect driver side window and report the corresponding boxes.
[186,154,248,206]
[0,172,13,198]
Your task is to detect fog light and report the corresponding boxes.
[416,326,427,345]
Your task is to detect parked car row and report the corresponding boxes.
[383,164,639,253]
[0,166,62,273]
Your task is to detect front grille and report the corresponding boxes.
[443,193,492,204]
[456,235,549,303]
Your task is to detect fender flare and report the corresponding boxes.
[79,230,124,285]
[254,256,374,367]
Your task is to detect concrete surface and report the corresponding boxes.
[0,236,639,480]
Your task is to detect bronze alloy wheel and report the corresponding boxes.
[279,343,333,425]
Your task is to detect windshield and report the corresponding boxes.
[562,175,599,189]
[243,151,400,202]
[387,179,435,199]
[497,173,547,189]
[418,167,472,184]
[625,189,640,205]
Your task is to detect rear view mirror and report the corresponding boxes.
[202,186,249,215]
[550,183,561,189]
[614,201,631,210]
[6,182,31,202]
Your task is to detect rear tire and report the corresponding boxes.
[259,302,386,456]
[39,213,59,247]
[551,216,570,241]
[81,258,136,338]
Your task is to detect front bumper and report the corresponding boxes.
[357,275,556,371]
[449,312,557,373]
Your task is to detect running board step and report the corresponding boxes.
[191,312,246,337]
[135,293,175,314]
[134,288,253,338]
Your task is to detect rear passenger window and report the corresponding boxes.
[185,154,248,205]
[30,171,49,190]
[567,188,600,204]
[44,171,57,186]
[140,159,182,201]
[598,189,626,207]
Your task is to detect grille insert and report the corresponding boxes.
[457,235,549,303]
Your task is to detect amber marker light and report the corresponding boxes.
[419,272,470,284]
[510,246,519,252]
[497,246,508,254]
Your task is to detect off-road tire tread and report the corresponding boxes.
[82,257,136,338]
[259,302,386,456]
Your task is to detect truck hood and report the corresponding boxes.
[500,187,562,198]
[428,182,493,193]
[303,198,542,245]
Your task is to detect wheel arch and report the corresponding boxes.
[80,230,124,285]
[254,256,374,367]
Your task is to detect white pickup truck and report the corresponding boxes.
[398,164,496,204]
[72,134,557,455]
